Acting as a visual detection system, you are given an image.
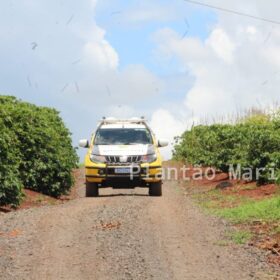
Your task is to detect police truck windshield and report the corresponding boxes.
[94,128,153,145]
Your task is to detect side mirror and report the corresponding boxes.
[158,139,169,148]
[79,139,89,148]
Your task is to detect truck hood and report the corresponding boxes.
[97,144,150,156]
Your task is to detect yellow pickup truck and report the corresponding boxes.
[79,117,168,197]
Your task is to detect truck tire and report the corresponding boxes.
[86,182,99,197]
[149,182,162,196]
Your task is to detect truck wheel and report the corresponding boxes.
[86,182,99,197]
[149,182,162,196]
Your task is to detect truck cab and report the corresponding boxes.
[79,117,168,197]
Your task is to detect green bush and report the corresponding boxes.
[173,124,237,172]
[0,116,23,207]
[173,112,280,184]
[0,95,78,206]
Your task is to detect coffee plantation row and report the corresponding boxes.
[0,96,78,207]
[173,112,280,185]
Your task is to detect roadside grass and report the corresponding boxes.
[78,162,84,168]
[193,188,280,252]
[213,230,252,246]
[226,230,253,245]
[193,189,280,224]
[193,189,251,210]
[215,196,280,223]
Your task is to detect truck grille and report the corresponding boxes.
[105,155,142,164]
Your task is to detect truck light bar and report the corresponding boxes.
[100,117,147,125]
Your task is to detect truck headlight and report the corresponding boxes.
[90,154,106,163]
[141,154,157,163]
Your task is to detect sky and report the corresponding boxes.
[1,0,280,159]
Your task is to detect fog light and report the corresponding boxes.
[98,169,105,175]
[141,168,149,175]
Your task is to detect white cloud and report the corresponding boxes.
[91,0,98,8]
[72,63,164,108]
[110,65,164,101]
[84,40,119,70]
[150,0,280,158]
[206,28,235,63]
[104,104,136,119]
[246,26,257,35]
[150,109,186,159]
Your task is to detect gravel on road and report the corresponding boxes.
[0,181,277,280]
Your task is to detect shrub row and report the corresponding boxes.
[173,113,280,185]
[0,96,78,207]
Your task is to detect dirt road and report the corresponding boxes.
[0,180,275,280]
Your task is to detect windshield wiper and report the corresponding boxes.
[123,142,144,145]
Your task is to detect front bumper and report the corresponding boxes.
[85,164,162,184]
